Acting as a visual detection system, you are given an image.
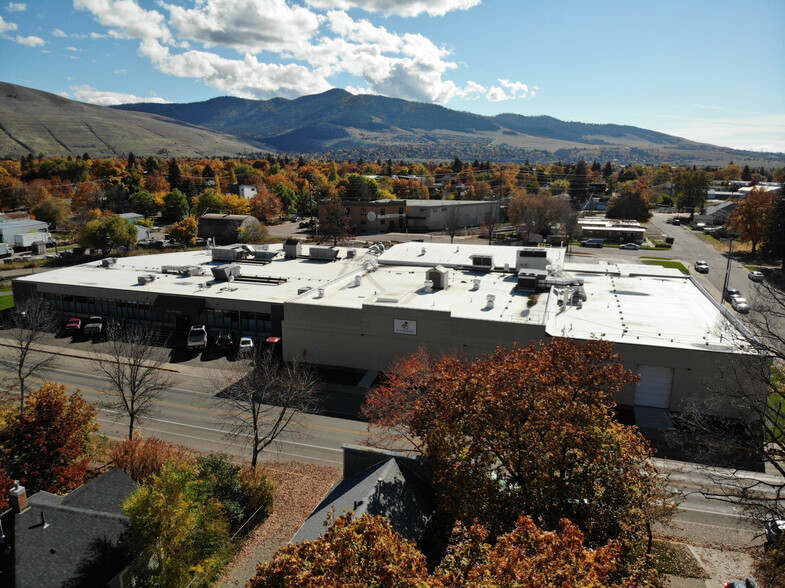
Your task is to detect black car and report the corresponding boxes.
[214,331,234,350]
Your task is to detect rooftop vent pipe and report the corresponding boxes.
[486,294,495,309]
[424,279,433,292]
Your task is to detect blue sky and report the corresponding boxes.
[2,0,784,153]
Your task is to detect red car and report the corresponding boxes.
[65,317,82,332]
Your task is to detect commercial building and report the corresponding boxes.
[0,218,49,244]
[320,199,501,234]
[12,241,763,428]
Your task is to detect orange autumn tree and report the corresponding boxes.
[435,516,622,587]
[249,514,431,588]
[726,187,778,255]
[250,513,632,587]
[363,339,674,581]
[3,382,98,493]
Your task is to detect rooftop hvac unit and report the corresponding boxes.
[470,254,493,270]
[347,249,356,259]
[424,279,433,292]
[486,294,495,309]
[309,246,338,260]
[284,238,301,259]
[472,278,481,290]
[571,286,587,304]
[137,274,156,285]
[297,286,312,295]
[101,257,117,267]
[354,275,362,286]
[212,247,239,262]
[426,265,449,290]
[317,288,325,298]
[211,264,241,281]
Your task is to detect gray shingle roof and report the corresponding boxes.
[293,456,433,544]
[0,469,136,588]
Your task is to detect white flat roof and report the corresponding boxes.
[17,242,747,352]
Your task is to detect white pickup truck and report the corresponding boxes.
[83,316,104,336]
[187,324,207,350]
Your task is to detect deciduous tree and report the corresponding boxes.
[162,188,189,221]
[726,187,777,255]
[92,322,174,439]
[168,215,198,245]
[249,514,431,587]
[606,180,652,222]
[4,382,97,494]
[674,169,710,221]
[123,461,231,588]
[129,190,159,218]
[317,199,352,246]
[1,296,59,410]
[365,339,674,577]
[218,351,320,467]
[30,195,71,228]
[78,215,137,255]
[249,191,283,222]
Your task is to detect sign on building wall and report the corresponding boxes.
[393,319,417,335]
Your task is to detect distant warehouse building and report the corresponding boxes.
[0,218,49,244]
[198,213,262,245]
[12,241,766,430]
[320,199,501,234]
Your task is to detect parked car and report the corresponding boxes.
[748,270,764,282]
[723,579,759,588]
[731,296,749,313]
[214,331,234,351]
[619,243,640,250]
[580,239,604,248]
[694,261,709,273]
[724,286,740,301]
[236,336,254,358]
[64,317,82,333]
[764,518,785,551]
[83,316,104,336]
[187,324,208,350]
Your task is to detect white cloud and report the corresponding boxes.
[305,0,481,18]
[52,27,68,37]
[74,0,174,43]
[0,14,17,33]
[68,84,172,105]
[113,68,127,74]
[164,0,320,54]
[66,45,82,51]
[71,0,533,110]
[5,2,26,12]
[15,34,44,46]
[139,39,333,99]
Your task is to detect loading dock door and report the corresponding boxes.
[634,365,673,408]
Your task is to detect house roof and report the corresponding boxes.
[293,456,433,544]
[0,469,137,588]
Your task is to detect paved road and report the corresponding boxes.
[0,351,367,467]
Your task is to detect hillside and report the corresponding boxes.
[0,82,269,158]
[116,89,784,167]
[1,81,781,166]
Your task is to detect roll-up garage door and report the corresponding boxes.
[634,365,673,409]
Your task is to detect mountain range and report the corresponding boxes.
[1,82,782,167]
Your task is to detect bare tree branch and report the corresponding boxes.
[91,322,173,439]
[216,350,320,467]
[1,297,59,411]
[667,275,785,528]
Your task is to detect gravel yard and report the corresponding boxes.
[217,460,341,587]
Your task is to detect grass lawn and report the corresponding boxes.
[0,295,14,311]
[650,540,708,578]
[640,258,690,274]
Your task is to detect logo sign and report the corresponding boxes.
[393,319,417,335]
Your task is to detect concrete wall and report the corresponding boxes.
[282,300,548,372]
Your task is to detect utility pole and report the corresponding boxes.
[721,235,735,305]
